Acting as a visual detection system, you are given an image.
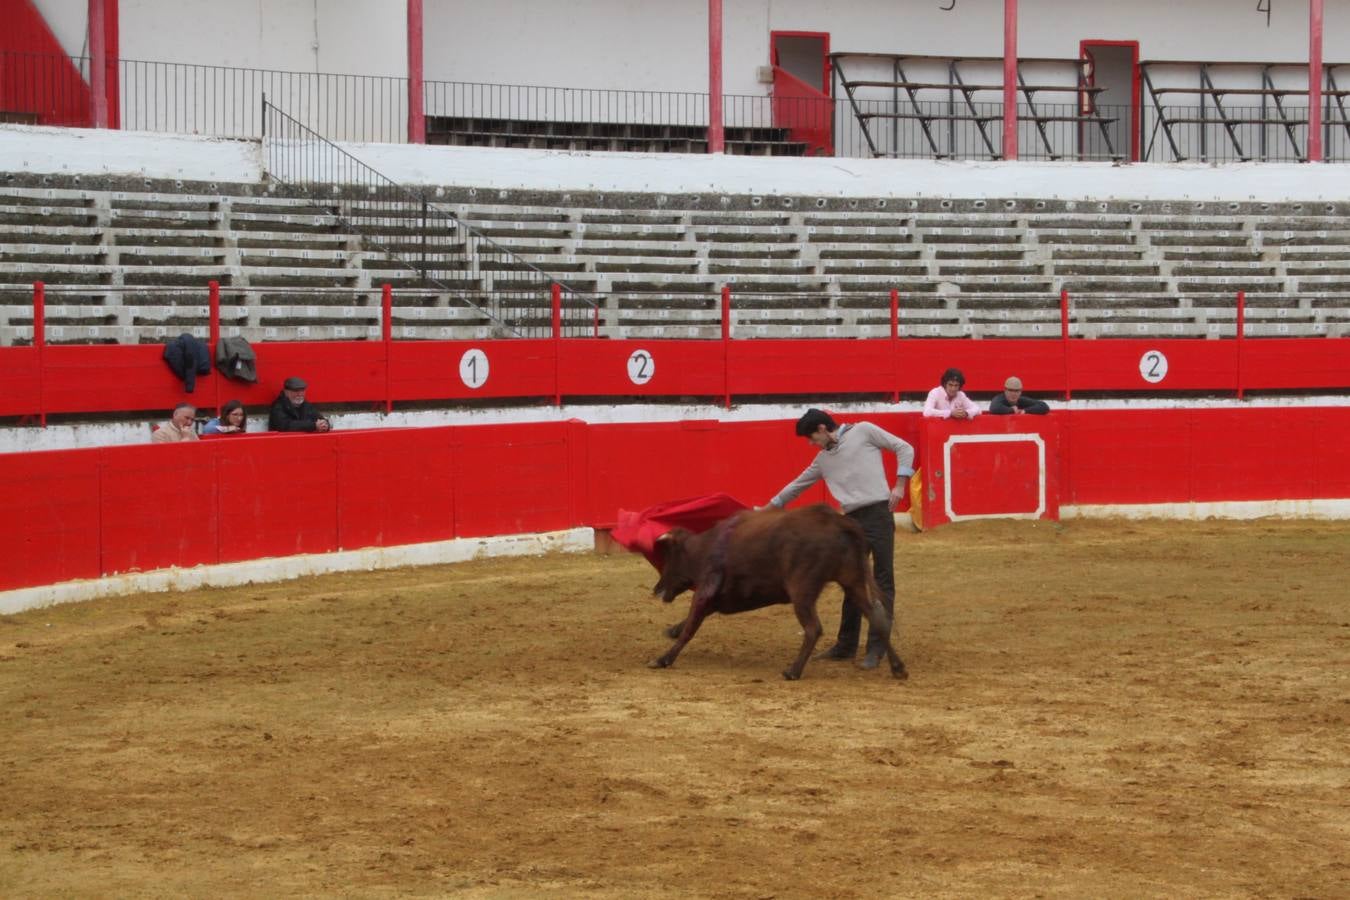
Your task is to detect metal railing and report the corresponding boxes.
[3,50,1348,163]
[261,99,598,338]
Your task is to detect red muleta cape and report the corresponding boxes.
[611,493,751,570]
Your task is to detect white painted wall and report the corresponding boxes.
[31,0,90,59]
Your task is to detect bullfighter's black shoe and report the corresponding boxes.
[816,643,857,661]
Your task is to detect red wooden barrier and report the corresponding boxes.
[0,347,40,417]
[336,427,455,550]
[101,442,220,574]
[3,284,1350,422]
[3,409,1350,594]
[0,449,101,590]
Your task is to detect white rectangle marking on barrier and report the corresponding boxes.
[943,433,1047,522]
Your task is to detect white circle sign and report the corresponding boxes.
[459,348,489,389]
[1139,349,1168,384]
[627,348,655,385]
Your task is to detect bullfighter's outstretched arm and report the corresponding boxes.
[768,458,823,509]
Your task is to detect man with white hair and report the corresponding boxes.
[151,403,199,443]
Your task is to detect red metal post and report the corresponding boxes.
[407,0,426,144]
[889,288,899,403]
[34,281,46,427]
[721,285,731,408]
[208,280,221,414]
[1309,0,1324,162]
[1060,289,1071,400]
[708,0,725,153]
[105,0,120,128]
[1001,0,1019,161]
[382,284,393,413]
[88,0,108,128]
[208,280,221,348]
[552,283,563,407]
[1236,290,1246,400]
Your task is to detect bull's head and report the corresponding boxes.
[651,528,696,603]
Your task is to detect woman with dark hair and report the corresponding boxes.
[923,367,980,419]
[203,399,248,435]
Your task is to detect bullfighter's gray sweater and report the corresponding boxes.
[769,422,916,513]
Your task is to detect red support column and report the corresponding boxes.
[1309,0,1324,162]
[1002,0,1019,161]
[1235,290,1246,400]
[1060,289,1071,400]
[208,280,221,414]
[34,282,47,427]
[552,283,563,407]
[382,284,394,413]
[407,0,426,144]
[708,0,725,153]
[88,0,108,128]
[721,285,731,408]
[889,288,899,403]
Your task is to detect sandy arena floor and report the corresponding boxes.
[1,517,1347,898]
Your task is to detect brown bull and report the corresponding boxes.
[649,504,907,681]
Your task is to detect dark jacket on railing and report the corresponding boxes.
[162,333,211,393]
[216,336,258,383]
[268,393,328,432]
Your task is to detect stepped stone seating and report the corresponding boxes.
[6,175,1350,344]
[427,115,809,156]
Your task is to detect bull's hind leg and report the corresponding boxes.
[784,587,826,681]
[845,586,908,680]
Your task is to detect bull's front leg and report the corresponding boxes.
[649,596,711,670]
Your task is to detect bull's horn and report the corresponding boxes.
[655,531,674,544]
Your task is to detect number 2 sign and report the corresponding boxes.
[627,349,655,385]
[1139,350,1168,384]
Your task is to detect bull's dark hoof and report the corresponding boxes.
[647,657,672,669]
[859,649,884,670]
[890,663,909,680]
[782,668,802,681]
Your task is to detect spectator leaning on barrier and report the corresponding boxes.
[923,367,981,419]
[152,402,200,443]
[989,376,1050,416]
[203,399,249,434]
[269,377,332,433]
[767,408,916,671]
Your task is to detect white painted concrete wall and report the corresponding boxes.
[11,122,1350,203]
[30,0,90,59]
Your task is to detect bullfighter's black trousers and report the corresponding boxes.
[836,500,896,653]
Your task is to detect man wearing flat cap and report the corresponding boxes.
[268,376,332,433]
[989,376,1050,415]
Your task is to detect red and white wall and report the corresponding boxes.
[16,0,1350,95]
[3,406,1349,612]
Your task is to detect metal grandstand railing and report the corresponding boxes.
[5,49,1350,162]
[260,98,597,337]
